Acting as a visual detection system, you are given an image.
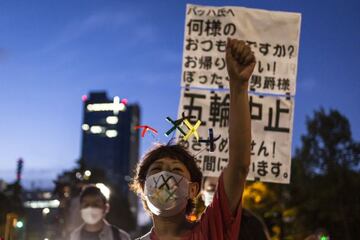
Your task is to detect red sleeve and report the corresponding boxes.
[196,173,242,240]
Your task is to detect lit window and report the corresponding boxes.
[82,124,90,131]
[86,96,127,114]
[106,130,118,138]
[90,126,103,134]
[24,199,60,209]
[106,116,118,124]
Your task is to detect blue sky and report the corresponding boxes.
[0,0,359,187]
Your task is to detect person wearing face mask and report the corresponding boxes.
[202,176,218,208]
[130,38,255,240]
[70,185,130,240]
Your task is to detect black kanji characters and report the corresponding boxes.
[203,155,216,172]
[264,99,290,133]
[249,95,263,120]
[208,92,230,127]
[263,76,275,90]
[250,74,262,89]
[187,19,236,37]
[277,78,290,91]
[199,56,212,70]
[183,92,206,125]
[187,19,204,36]
[205,20,222,36]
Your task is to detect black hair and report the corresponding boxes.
[80,185,107,204]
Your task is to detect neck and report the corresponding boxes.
[152,212,191,237]
[83,219,105,232]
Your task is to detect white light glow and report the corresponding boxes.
[96,183,111,200]
[43,192,52,199]
[42,208,50,215]
[105,130,118,138]
[82,124,90,131]
[86,96,126,114]
[24,200,60,209]
[113,96,120,103]
[87,103,126,112]
[84,170,91,177]
[16,221,24,228]
[106,116,118,124]
[90,126,103,134]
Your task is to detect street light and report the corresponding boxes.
[320,235,329,240]
[15,220,23,228]
[42,208,50,216]
[84,170,92,180]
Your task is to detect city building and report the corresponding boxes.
[80,91,140,215]
[23,190,60,239]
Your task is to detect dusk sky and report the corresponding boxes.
[0,0,359,188]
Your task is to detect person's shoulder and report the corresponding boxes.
[69,224,83,240]
[111,225,131,240]
[118,228,131,240]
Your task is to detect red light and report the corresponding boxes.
[121,98,128,105]
[82,95,88,102]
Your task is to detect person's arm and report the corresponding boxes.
[223,38,255,213]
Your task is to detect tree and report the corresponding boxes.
[288,108,360,239]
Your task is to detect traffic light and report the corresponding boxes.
[15,220,24,228]
[319,235,329,240]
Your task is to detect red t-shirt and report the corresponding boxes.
[149,173,242,240]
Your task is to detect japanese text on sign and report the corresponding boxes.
[182,4,301,96]
[177,88,294,184]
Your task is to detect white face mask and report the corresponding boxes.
[144,171,190,217]
[203,191,215,207]
[81,207,104,225]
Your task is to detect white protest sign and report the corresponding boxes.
[177,88,294,184]
[181,4,301,96]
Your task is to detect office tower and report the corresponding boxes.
[81,91,140,195]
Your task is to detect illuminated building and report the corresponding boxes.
[81,92,140,229]
[80,91,140,196]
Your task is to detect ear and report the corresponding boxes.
[188,182,200,199]
[104,203,110,214]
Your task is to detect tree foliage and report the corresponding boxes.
[288,108,360,239]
